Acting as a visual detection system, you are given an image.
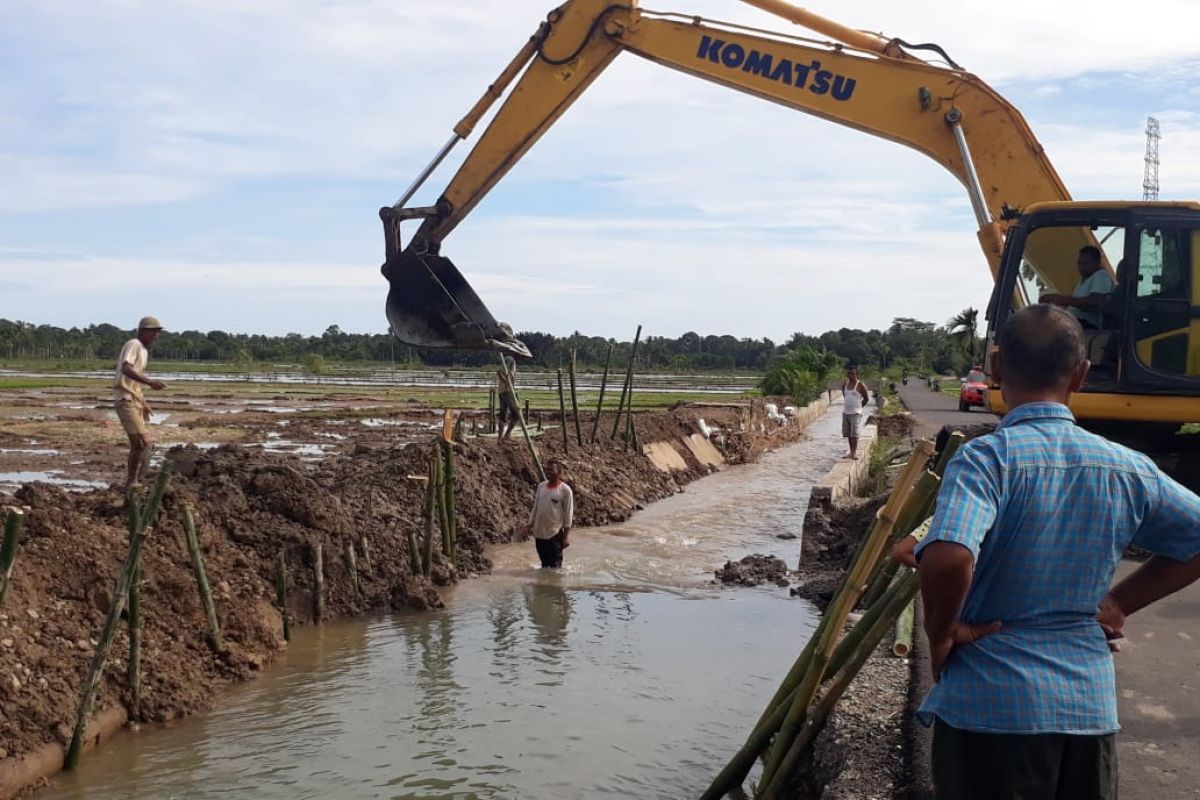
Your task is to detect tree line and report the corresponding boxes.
[0,314,983,378]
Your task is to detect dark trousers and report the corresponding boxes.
[933,718,1117,800]
[534,533,564,568]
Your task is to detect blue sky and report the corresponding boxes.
[2,0,1199,341]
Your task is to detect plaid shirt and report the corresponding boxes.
[915,402,1200,734]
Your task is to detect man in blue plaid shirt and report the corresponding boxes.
[915,304,1200,799]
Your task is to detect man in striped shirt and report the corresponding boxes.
[915,304,1200,799]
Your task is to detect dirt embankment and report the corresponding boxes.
[0,403,810,768]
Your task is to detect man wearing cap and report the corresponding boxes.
[114,317,168,489]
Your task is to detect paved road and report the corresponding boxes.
[896,380,996,438]
[898,381,1200,799]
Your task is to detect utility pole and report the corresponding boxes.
[1143,116,1161,201]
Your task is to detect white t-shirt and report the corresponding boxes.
[528,480,574,539]
[1071,270,1114,328]
[842,380,867,414]
[114,338,148,401]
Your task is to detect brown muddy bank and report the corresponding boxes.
[0,401,815,784]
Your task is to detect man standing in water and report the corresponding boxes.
[525,459,573,569]
[114,316,168,489]
[841,364,869,459]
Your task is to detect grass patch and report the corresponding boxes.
[858,435,902,497]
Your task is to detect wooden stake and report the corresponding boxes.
[441,439,459,563]
[488,388,496,434]
[359,536,373,575]
[590,342,614,443]
[569,349,582,446]
[423,454,437,577]
[611,324,642,439]
[127,517,142,722]
[67,466,172,770]
[408,527,423,577]
[344,538,360,595]
[182,504,223,653]
[275,552,290,643]
[434,444,452,563]
[556,368,569,453]
[495,355,545,482]
[313,542,325,622]
[0,509,26,609]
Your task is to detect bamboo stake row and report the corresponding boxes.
[67,465,172,770]
[0,508,26,609]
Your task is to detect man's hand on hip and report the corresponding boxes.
[930,619,1003,681]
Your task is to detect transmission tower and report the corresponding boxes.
[1143,115,1160,201]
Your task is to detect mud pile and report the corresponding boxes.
[714,554,790,587]
[0,404,810,765]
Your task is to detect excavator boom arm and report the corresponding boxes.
[383,0,1078,352]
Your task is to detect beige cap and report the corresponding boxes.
[137,316,163,330]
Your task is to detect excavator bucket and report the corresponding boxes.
[382,246,531,357]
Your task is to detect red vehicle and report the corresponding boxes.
[959,368,987,412]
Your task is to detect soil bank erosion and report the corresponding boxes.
[0,397,830,797]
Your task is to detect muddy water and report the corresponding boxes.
[40,408,846,800]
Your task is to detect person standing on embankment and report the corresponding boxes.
[914,304,1200,799]
[114,316,167,490]
[841,364,869,459]
[524,458,573,569]
[496,354,520,443]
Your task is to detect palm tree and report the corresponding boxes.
[948,307,979,366]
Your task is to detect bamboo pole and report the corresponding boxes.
[569,349,582,446]
[892,599,915,657]
[359,536,373,576]
[611,325,642,439]
[434,444,452,563]
[181,504,223,653]
[313,542,325,622]
[590,342,614,443]
[858,472,939,610]
[760,572,921,799]
[757,441,933,791]
[495,355,545,482]
[66,466,171,770]
[126,532,142,722]
[933,430,966,476]
[275,552,290,643]
[441,439,458,562]
[423,458,437,577]
[488,388,496,434]
[408,527,423,577]
[344,538,360,595]
[0,509,26,609]
[556,368,569,453]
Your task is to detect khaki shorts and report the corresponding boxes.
[115,396,148,442]
[842,413,862,438]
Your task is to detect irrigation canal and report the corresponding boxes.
[40,407,847,800]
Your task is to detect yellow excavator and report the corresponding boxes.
[380,0,1200,448]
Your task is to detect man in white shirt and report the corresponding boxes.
[524,459,574,568]
[841,365,869,460]
[1040,246,1114,330]
[114,316,168,489]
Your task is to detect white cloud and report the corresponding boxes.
[2,0,1200,339]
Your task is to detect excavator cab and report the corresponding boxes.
[380,207,531,357]
[987,201,1200,426]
